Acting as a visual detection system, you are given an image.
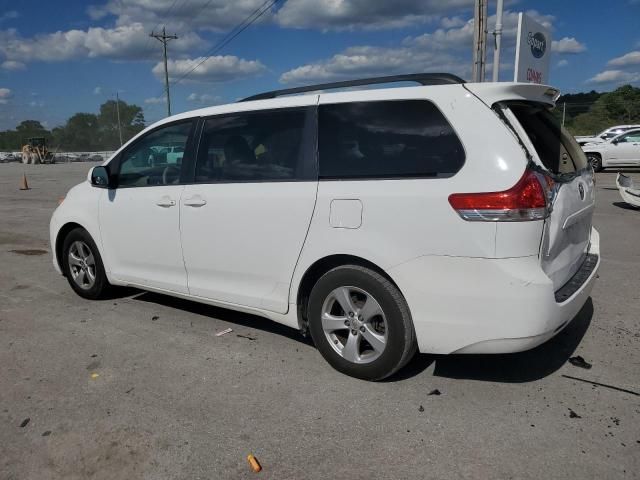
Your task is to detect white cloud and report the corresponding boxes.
[281,44,468,84]
[154,55,266,83]
[29,100,44,107]
[144,96,165,104]
[1,60,25,70]
[587,70,640,84]
[608,50,640,67]
[0,23,204,63]
[93,86,102,95]
[556,59,569,68]
[91,0,272,32]
[0,87,12,104]
[279,9,557,84]
[275,0,474,31]
[187,93,221,104]
[0,10,19,23]
[551,37,587,54]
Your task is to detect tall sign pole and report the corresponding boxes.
[115,91,123,147]
[472,0,488,82]
[492,0,504,82]
[150,27,178,117]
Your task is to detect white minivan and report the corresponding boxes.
[50,74,600,380]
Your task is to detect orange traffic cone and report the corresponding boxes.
[19,173,30,191]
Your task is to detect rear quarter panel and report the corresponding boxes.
[289,85,531,304]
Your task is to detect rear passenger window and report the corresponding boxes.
[195,108,311,182]
[318,100,464,179]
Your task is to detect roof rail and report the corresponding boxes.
[240,72,465,102]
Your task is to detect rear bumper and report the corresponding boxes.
[387,228,600,354]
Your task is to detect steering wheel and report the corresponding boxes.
[162,165,180,185]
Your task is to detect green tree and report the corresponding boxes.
[568,85,640,135]
[97,100,145,150]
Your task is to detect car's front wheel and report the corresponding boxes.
[308,265,417,381]
[62,228,111,299]
[587,153,603,172]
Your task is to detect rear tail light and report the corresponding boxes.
[448,169,553,222]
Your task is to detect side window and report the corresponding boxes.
[116,121,193,187]
[617,133,640,143]
[318,100,465,179]
[195,108,309,183]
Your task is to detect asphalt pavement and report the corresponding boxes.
[1,162,638,479]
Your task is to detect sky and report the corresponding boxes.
[0,0,639,130]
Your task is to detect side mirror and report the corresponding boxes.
[90,166,110,188]
[611,138,619,145]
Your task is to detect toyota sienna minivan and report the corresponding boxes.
[50,73,600,380]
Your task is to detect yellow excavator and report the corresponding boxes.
[21,137,55,164]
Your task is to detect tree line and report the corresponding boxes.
[0,99,145,152]
[555,84,640,135]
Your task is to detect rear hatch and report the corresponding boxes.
[496,100,595,290]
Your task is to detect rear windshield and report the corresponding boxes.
[507,102,588,174]
[318,100,465,179]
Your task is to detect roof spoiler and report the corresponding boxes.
[463,83,561,107]
[240,73,465,102]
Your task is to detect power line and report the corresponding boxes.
[164,0,281,91]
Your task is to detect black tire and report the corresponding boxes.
[307,265,417,381]
[587,153,603,172]
[61,228,112,300]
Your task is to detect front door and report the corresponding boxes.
[99,120,195,293]
[608,131,640,165]
[180,104,318,313]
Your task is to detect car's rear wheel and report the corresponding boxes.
[308,265,417,381]
[587,153,603,172]
[62,228,111,299]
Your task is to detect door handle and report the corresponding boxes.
[183,196,207,207]
[156,197,176,207]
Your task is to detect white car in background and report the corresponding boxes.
[50,74,600,380]
[576,125,640,146]
[583,128,640,171]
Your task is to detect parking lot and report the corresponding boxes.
[0,162,638,479]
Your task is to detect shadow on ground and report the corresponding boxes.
[131,291,314,347]
[612,201,639,211]
[110,289,593,384]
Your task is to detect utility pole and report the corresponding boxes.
[472,0,488,82]
[562,102,566,126]
[492,0,504,82]
[150,27,178,117]
[115,91,123,147]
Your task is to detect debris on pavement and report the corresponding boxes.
[568,408,582,419]
[247,453,262,473]
[90,373,99,379]
[151,315,159,321]
[19,418,30,428]
[568,356,592,369]
[9,249,48,256]
[125,387,134,394]
[237,334,257,341]
[418,405,425,412]
[215,328,233,337]
[562,375,640,397]
[428,389,442,396]
[42,430,51,436]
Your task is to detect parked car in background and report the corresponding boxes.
[583,128,640,171]
[0,152,17,163]
[575,124,640,146]
[50,74,600,380]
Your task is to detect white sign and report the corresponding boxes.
[514,13,552,84]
